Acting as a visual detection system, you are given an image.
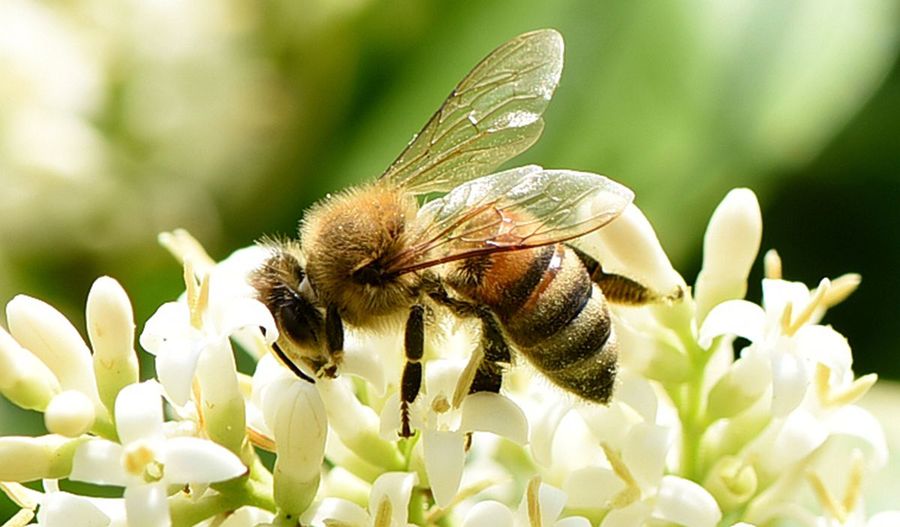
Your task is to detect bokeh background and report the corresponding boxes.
[1,0,898,522]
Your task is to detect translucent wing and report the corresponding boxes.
[379,29,564,194]
[384,166,634,276]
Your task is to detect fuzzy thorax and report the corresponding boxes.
[300,183,420,326]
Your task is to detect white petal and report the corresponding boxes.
[612,371,658,423]
[768,410,828,469]
[698,300,767,349]
[868,511,900,527]
[652,475,722,527]
[70,439,128,486]
[6,295,99,401]
[115,382,164,444]
[770,350,809,417]
[622,423,669,489]
[530,482,568,525]
[462,500,514,527]
[564,466,624,509]
[556,517,592,527]
[460,393,527,444]
[138,302,190,356]
[369,472,418,526]
[38,491,111,527]
[153,339,202,406]
[825,405,888,470]
[794,325,852,378]
[161,437,246,484]
[217,506,274,527]
[302,497,369,526]
[694,188,762,322]
[422,429,466,507]
[600,501,652,527]
[124,484,170,527]
[211,297,277,345]
[530,400,573,467]
[761,279,813,321]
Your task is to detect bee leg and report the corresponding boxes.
[469,311,510,395]
[323,305,345,377]
[400,304,425,438]
[569,245,684,305]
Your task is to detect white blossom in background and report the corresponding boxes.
[1,192,898,526]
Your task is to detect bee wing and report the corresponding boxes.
[385,165,634,275]
[379,29,564,194]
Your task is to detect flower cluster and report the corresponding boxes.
[0,190,895,527]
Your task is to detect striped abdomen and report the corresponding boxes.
[446,243,617,403]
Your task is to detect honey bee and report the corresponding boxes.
[251,29,676,437]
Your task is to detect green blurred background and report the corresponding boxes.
[1,0,899,520]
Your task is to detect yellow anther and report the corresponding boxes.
[807,471,847,523]
[764,249,783,280]
[780,302,794,335]
[372,496,393,527]
[815,363,877,408]
[601,443,642,508]
[787,279,829,335]
[123,443,156,477]
[526,476,543,527]
[431,395,451,414]
[842,450,865,515]
[823,274,862,309]
[453,347,483,409]
[159,229,216,273]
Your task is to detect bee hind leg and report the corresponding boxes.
[569,245,684,305]
[400,304,425,438]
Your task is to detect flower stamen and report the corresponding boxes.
[764,249,782,280]
[823,273,862,309]
[373,495,393,527]
[526,476,543,527]
[815,363,878,408]
[786,279,829,335]
[159,229,216,273]
[601,443,642,508]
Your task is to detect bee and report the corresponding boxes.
[251,29,677,437]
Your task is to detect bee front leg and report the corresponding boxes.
[323,305,345,377]
[400,304,425,438]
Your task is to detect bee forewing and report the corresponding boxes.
[380,29,564,195]
[385,166,634,275]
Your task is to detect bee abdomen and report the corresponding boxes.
[515,287,617,403]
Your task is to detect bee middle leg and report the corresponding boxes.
[400,304,425,438]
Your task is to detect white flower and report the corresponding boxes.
[462,480,590,527]
[700,277,856,417]
[70,381,246,527]
[302,472,418,527]
[35,479,127,527]
[139,258,277,406]
[380,359,527,507]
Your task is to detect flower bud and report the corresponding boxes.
[702,456,758,510]
[0,327,60,411]
[262,377,327,519]
[694,189,762,323]
[6,296,105,417]
[45,390,96,437]
[0,435,86,481]
[87,277,139,413]
[653,475,722,527]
